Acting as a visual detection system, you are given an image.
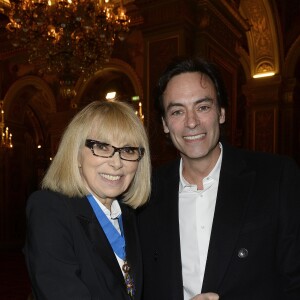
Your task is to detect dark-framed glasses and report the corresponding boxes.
[85,139,145,162]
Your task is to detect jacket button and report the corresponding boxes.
[238,248,248,258]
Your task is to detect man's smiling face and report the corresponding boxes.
[162,72,225,163]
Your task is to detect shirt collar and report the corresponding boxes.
[179,142,223,193]
[93,196,121,220]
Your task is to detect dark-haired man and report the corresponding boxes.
[138,57,300,300]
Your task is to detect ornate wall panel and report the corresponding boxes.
[240,0,280,77]
[243,75,282,153]
[252,107,277,152]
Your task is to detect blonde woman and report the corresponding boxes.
[24,101,151,300]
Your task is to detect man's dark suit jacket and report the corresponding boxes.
[24,190,142,300]
[138,143,300,300]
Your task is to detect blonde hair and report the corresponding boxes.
[42,101,151,208]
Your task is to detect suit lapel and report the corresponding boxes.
[202,145,256,292]
[71,196,142,298]
[121,204,142,299]
[71,196,125,287]
[153,160,185,297]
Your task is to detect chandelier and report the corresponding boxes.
[4,0,130,79]
[0,101,13,149]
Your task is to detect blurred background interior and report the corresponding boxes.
[0,0,299,298]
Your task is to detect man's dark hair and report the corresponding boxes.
[154,56,229,118]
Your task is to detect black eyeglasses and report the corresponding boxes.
[85,139,145,162]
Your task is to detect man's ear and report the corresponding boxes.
[219,108,225,124]
[162,117,170,133]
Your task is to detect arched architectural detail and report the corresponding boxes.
[72,58,143,108]
[2,75,56,155]
[240,0,280,77]
[237,44,251,79]
[284,35,300,78]
[3,75,56,124]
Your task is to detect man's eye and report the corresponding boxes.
[170,110,183,116]
[198,105,210,112]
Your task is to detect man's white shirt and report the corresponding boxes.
[179,144,223,299]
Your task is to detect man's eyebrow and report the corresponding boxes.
[195,97,214,104]
[165,102,184,112]
[166,97,214,111]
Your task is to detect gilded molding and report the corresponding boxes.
[240,0,279,77]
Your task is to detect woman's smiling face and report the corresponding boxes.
[78,138,139,205]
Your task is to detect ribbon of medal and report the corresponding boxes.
[87,194,135,298]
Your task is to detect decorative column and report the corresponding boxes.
[194,0,250,146]
[242,75,282,153]
[280,78,300,163]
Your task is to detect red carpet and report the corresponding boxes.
[0,250,31,300]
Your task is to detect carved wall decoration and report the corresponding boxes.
[252,107,277,152]
[255,62,274,74]
[196,0,243,59]
[240,0,279,77]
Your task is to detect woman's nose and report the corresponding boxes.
[109,152,123,169]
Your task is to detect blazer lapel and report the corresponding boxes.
[202,145,256,293]
[121,204,142,299]
[71,196,125,287]
[154,160,185,297]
